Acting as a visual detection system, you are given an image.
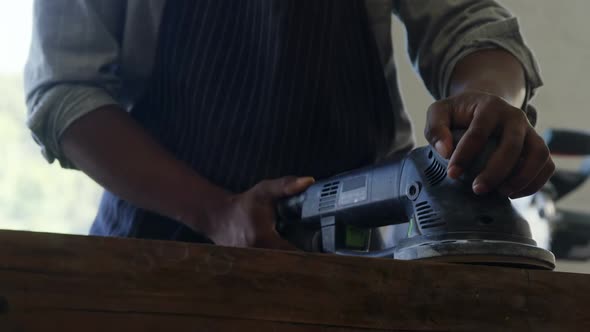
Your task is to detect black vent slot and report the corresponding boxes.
[318,181,340,212]
[415,201,446,230]
[424,159,447,186]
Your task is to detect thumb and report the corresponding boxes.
[425,100,454,159]
[252,176,315,201]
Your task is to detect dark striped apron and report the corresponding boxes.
[90,0,396,242]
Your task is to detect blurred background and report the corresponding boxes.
[1,1,588,272]
[0,0,102,235]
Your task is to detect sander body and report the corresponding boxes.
[277,141,556,270]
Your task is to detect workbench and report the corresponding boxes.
[0,230,588,331]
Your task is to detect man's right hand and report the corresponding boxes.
[204,176,315,250]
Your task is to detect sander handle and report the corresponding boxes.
[276,194,306,223]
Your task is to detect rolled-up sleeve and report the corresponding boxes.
[24,0,125,168]
[392,0,543,103]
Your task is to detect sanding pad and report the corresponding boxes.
[394,239,556,270]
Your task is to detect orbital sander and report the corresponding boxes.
[277,132,556,270]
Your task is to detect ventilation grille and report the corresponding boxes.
[424,159,447,186]
[414,201,446,230]
[318,181,340,212]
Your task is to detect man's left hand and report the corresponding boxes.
[424,90,555,199]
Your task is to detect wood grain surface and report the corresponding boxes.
[0,230,587,331]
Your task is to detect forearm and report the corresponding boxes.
[449,49,526,108]
[60,105,229,235]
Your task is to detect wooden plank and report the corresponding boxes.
[0,230,587,331]
[0,311,396,332]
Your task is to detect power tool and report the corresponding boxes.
[277,132,556,270]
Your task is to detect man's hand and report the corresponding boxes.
[425,91,555,199]
[204,176,315,249]
[62,106,314,250]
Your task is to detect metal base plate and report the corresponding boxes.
[394,239,556,270]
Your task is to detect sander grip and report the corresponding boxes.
[276,194,305,222]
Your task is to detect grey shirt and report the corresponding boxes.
[24,0,543,168]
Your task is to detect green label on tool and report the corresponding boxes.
[345,225,371,250]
